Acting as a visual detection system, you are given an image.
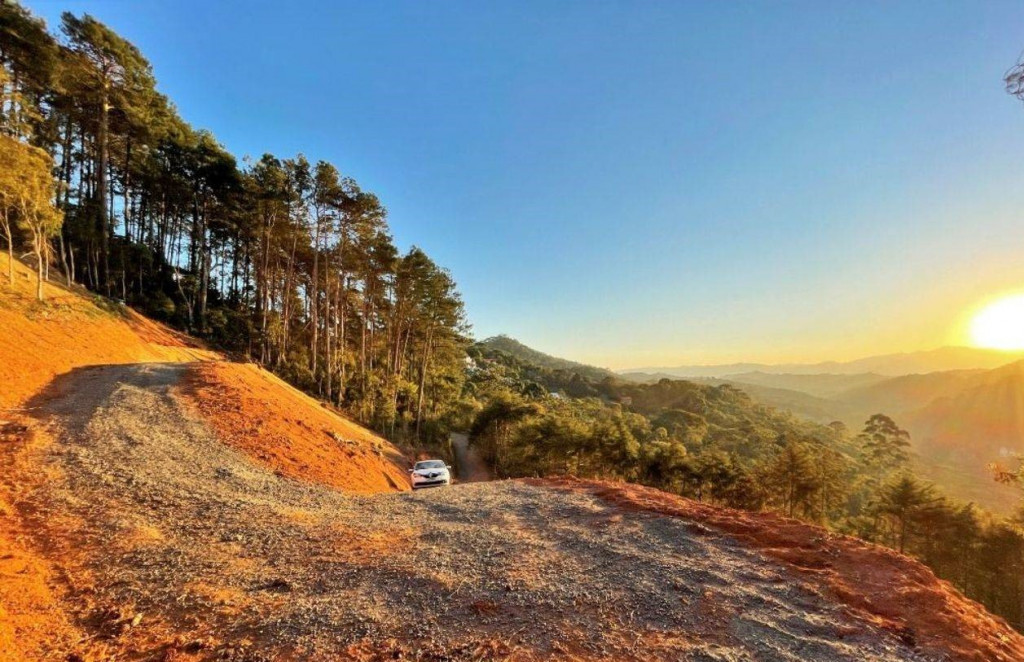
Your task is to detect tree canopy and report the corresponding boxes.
[0,3,467,442]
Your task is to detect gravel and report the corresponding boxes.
[24,363,940,661]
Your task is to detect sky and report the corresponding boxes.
[29,0,1024,369]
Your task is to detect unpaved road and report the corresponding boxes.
[19,363,933,661]
[451,432,490,483]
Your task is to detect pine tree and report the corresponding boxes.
[859,413,912,477]
[876,473,940,553]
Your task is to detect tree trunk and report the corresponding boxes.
[34,233,44,302]
[324,271,332,401]
[311,217,319,380]
[415,327,434,440]
[123,137,132,241]
[2,210,12,284]
[198,199,210,330]
[97,85,110,294]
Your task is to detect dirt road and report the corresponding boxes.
[19,363,931,661]
[451,432,490,483]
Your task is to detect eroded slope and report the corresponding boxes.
[180,361,410,494]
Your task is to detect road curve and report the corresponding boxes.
[17,363,925,661]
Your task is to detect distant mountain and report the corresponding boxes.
[619,371,690,383]
[698,378,861,424]
[625,346,1024,379]
[837,370,988,422]
[907,360,1024,462]
[717,362,1024,513]
[723,372,888,399]
[475,335,616,382]
[718,369,990,424]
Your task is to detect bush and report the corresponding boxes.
[145,291,176,320]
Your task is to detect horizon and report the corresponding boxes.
[29,0,1024,369]
[483,333,1024,373]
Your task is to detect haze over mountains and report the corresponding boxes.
[488,336,1024,512]
[700,363,1024,512]
[621,346,1024,380]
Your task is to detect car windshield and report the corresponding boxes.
[415,460,445,470]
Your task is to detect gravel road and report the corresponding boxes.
[451,432,490,483]
[22,363,936,661]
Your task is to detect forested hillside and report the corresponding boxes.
[477,335,616,382]
[685,365,1024,512]
[468,337,1024,631]
[0,4,467,444]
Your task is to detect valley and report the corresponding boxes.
[683,364,1024,513]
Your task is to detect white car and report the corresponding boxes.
[410,460,452,490]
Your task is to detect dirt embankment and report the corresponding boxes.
[179,361,410,493]
[0,254,214,412]
[0,255,409,660]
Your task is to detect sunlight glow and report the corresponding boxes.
[969,294,1024,350]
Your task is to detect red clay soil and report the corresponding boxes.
[0,254,215,412]
[0,255,217,661]
[179,361,410,494]
[0,422,82,662]
[534,477,1024,662]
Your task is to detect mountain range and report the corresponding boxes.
[622,346,1024,379]
[709,364,1024,512]
[493,337,1024,512]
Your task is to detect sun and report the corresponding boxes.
[969,294,1024,350]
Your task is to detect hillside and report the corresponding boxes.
[0,254,217,411]
[711,369,990,424]
[701,377,863,424]
[0,255,411,659]
[0,254,409,494]
[476,335,616,382]
[724,371,889,399]
[907,361,1024,460]
[838,369,988,422]
[702,364,1024,511]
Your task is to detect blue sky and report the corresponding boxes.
[30,0,1024,368]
